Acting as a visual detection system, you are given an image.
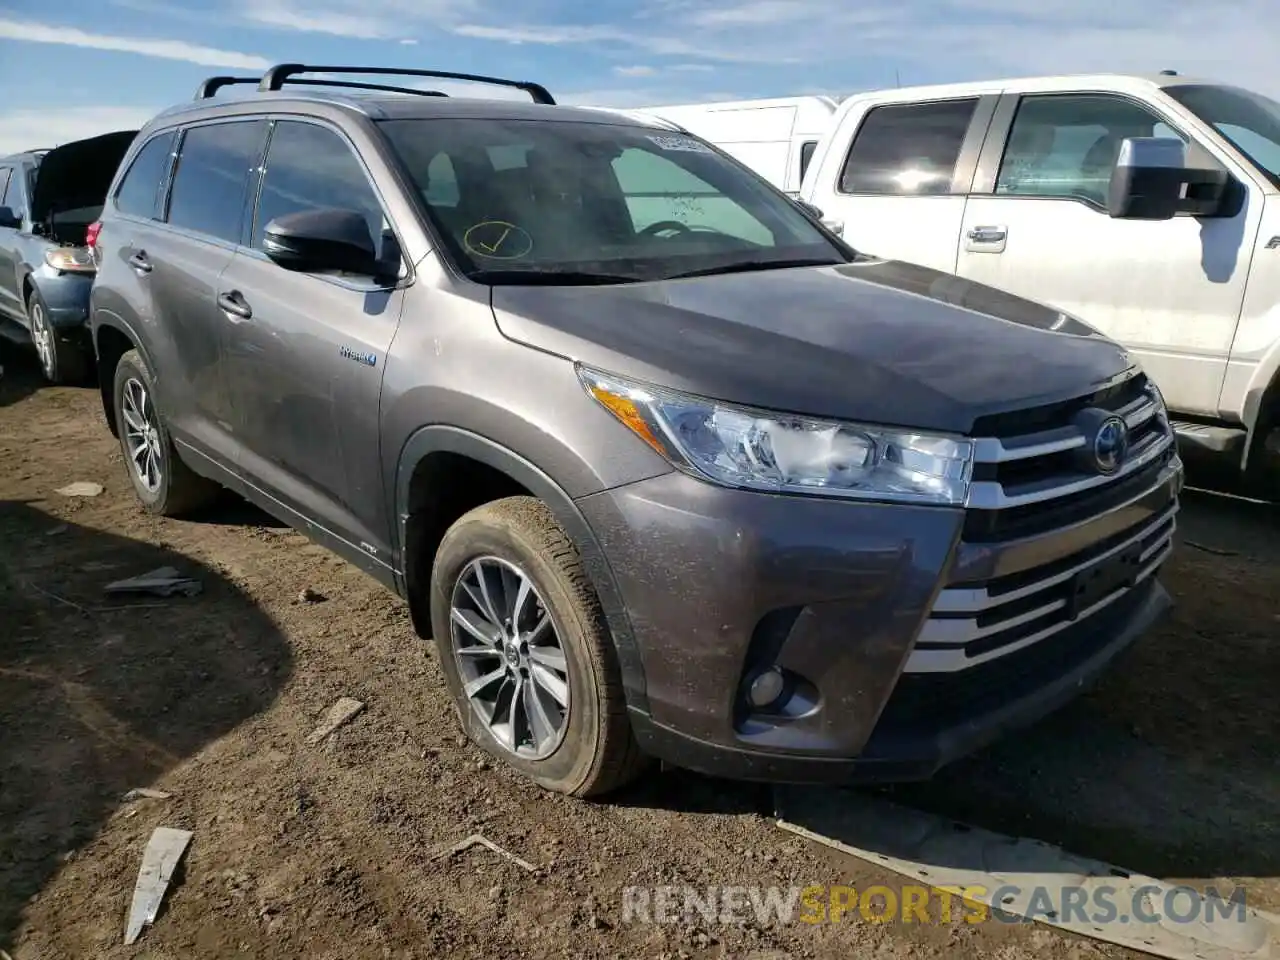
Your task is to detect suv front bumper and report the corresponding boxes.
[575,455,1180,783]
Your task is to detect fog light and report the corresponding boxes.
[747,667,786,708]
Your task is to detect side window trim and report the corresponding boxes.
[835,95,996,197]
[161,117,268,248]
[969,89,1209,214]
[243,114,411,292]
[0,167,12,208]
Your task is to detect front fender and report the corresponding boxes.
[393,425,651,713]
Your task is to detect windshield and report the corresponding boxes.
[377,117,848,284]
[1165,83,1280,188]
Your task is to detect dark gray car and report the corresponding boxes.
[0,132,137,382]
[89,66,1183,797]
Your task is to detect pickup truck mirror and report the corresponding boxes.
[1108,137,1232,220]
[0,206,21,230]
[794,199,824,220]
[263,208,380,276]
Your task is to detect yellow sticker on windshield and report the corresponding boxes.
[463,220,534,260]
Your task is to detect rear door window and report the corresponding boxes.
[166,120,267,244]
[114,131,176,220]
[839,98,978,195]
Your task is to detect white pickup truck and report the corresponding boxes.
[732,73,1280,493]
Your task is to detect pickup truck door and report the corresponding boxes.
[956,90,1262,419]
[801,93,998,273]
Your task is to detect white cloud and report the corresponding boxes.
[0,106,157,157]
[239,1,394,39]
[614,65,658,77]
[439,0,1280,95]
[231,0,477,38]
[399,38,419,44]
[0,17,270,69]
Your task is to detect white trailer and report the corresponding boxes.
[629,96,839,195]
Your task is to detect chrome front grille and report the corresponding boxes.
[908,371,1180,674]
[961,375,1177,543]
[967,380,1172,511]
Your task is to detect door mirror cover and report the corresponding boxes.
[262,208,380,276]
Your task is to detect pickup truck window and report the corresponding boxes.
[0,167,11,208]
[838,98,977,196]
[1165,83,1280,189]
[799,140,818,182]
[995,94,1183,207]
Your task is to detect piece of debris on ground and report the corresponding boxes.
[429,833,538,873]
[122,788,173,802]
[775,787,1280,960]
[297,586,327,604]
[123,827,194,945]
[104,566,203,599]
[305,697,366,745]
[55,481,104,498]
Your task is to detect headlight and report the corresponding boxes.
[579,366,973,506]
[44,248,96,274]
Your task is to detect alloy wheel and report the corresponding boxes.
[29,301,54,379]
[449,556,571,759]
[121,377,163,493]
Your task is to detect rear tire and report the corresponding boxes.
[112,348,219,517]
[27,287,89,386]
[430,496,649,798]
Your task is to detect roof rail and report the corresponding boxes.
[194,76,258,99]
[195,74,451,101]
[258,64,556,105]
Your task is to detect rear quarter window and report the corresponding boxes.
[114,131,176,220]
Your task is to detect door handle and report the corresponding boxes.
[216,290,253,320]
[127,250,152,273]
[966,226,1007,244]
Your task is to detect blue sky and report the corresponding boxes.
[1,0,1277,154]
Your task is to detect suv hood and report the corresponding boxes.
[490,258,1136,435]
[31,129,138,224]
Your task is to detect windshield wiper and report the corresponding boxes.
[470,269,641,286]
[664,258,844,281]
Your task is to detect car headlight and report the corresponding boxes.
[579,366,973,506]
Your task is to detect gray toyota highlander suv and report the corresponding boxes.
[90,65,1183,797]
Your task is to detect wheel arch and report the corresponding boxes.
[395,425,649,713]
[91,315,155,438]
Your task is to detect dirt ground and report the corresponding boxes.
[1,339,1276,960]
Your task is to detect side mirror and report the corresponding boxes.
[1108,137,1231,220]
[262,208,380,276]
[0,206,21,230]
[794,199,824,220]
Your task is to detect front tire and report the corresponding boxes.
[112,348,218,516]
[27,286,89,386]
[430,496,649,797]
